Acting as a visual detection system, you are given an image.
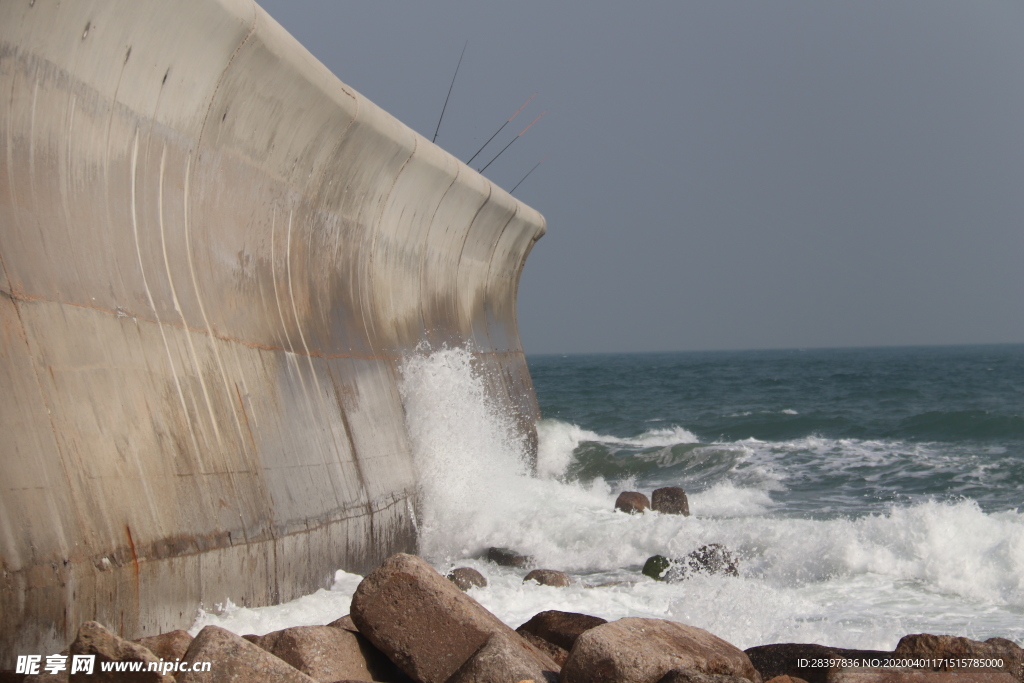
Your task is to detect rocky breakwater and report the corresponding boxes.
[7,553,1021,683]
[5,553,764,683]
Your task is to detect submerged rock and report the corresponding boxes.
[685,544,739,577]
[652,486,690,515]
[615,491,651,514]
[523,569,571,587]
[448,567,488,591]
[486,547,534,568]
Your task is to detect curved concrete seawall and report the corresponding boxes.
[0,0,544,663]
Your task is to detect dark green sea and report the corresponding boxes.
[530,345,1024,517]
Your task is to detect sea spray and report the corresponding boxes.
[395,347,1024,648]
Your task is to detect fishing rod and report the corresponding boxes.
[510,155,550,194]
[479,110,548,173]
[433,41,468,143]
[466,93,536,165]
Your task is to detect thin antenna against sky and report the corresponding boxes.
[510,155,550,194]
[479,110,548,173]
[466,93,536,165]
[433,41,468,143]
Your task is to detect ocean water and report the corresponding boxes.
[193,344,1024,651]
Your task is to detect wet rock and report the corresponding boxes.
[658,670,757,683]
[68,621,172,683]
[895,635,1023,682]
[350,553,559,683]
[446,632,558,683]
[135,630,193,662]
[643,555,674,580]
[685,544,739,577]
[487,547,534,568]
[615,491,651,514]
[652,487,691,516]
[645,545,740,582]
[177,625,318,683]
[561,617,761,683]
[523,569,571,587]
[516,610,608,653]
[745,644,892,683]
[448,567,488,591]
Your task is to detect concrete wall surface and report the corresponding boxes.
[0,0,545,663]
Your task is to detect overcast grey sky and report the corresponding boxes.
[258,1,1024,354]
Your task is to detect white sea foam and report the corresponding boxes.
[188,570,362,637]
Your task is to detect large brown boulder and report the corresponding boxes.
[615,492,651,514]
[895,635,1023,682]
[350,553,559,683]
[524,570,572,587]
[245,625,410,683]
[68,621,172,683]
[516,610,608,653]
[135,630,193,662]
[447,632,559,683]
[561,617,761,683]
[652,487,690,516]
[177,625,318,683]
